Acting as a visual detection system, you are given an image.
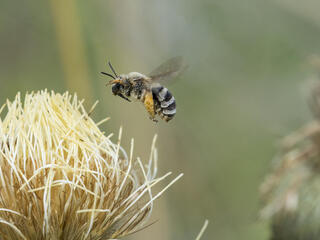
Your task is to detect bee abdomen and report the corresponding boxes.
[152,86,176,121]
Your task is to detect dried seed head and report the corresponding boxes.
[0,90,182,240]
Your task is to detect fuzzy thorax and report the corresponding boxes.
[0,90,182,239]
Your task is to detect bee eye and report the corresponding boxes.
[112,84,120,95]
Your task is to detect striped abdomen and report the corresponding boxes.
[152,85,176,122]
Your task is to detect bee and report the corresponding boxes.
[101,57,186,122]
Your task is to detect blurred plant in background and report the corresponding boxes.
[260,65,320,239]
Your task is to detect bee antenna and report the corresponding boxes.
[108,61,119,78]
[101,71,115,79]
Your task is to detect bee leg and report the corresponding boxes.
[118,93,131,102]
[150,117,158,122]
[143,92,157,122]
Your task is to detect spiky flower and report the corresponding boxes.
[0,90,182,240]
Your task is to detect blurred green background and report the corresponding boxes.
[1,0,320,239]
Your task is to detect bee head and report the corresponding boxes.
[101,62,131,102]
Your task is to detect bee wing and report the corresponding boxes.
[148,56,187,82]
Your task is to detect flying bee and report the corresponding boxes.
[101,57,186,122]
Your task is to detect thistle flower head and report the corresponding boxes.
[0,90,182,239]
